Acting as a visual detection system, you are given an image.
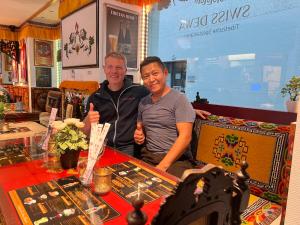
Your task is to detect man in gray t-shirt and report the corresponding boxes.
[134,56,195,177]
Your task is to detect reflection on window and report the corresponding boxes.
[147,0,300,111]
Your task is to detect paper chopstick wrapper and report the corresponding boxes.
[42,108,58,150]
[82,123,110,185]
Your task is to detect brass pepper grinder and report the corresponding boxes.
[126,197,147,225]
[47,126,61,171]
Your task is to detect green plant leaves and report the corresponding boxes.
[281,76,300,101]
[54,123,88,155]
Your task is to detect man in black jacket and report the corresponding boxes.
[83,52,149,155]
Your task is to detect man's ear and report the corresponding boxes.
[164,68,168,76]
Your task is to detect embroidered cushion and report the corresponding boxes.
[194,115,291,205]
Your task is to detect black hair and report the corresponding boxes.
[140,56,165,72]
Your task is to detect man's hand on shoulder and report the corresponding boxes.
[195,109,211,119]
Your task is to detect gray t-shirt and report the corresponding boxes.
[137,89,195,153]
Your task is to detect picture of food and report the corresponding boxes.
[24,197,36,205]
[48,191,59,197]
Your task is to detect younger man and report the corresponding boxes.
[134,56,195,177]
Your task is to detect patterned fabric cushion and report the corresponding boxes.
[194,115,291,205]
[241,194,282,224]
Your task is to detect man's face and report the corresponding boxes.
[103,57,127,87]
[141,62,168,95]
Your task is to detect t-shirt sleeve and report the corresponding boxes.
[175,93,196,123]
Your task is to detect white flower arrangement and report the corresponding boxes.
[53,119,88,155]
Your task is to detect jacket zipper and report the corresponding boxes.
[112,85,139,147]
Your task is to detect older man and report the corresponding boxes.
[83,52,149,155]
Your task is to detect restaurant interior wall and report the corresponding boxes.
[26,38,58,88]
[147,0,300,111]
[61,0,143,84]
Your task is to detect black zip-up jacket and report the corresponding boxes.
[86,78,149,149]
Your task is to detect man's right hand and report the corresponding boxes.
[83,103,100,135]
[134,122,145,145]
[87,103,100,123]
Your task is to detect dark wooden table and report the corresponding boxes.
[4,111,40,122]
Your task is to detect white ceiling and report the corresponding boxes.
[0,0,60,27]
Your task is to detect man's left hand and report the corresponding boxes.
[195,109,211,119]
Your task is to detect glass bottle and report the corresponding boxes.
[124,21,131,55]
[117,21,125,53]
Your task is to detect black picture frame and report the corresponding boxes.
[36,67,51,87]
[106,5,139,69]
[61,1,99,69]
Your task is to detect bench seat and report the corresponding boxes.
[192,103,296,224]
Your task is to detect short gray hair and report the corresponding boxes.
[105,52,127,68]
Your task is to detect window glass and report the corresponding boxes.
[147,0,300,111]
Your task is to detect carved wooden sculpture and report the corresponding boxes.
[127,162,250,225]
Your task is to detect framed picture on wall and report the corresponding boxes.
[4,54,12,71]
[36,67,52,87]
[61,1,98,69]
[106,5,139,69]
[0,53,2,74]
[34,40,53,67]
[2,72,13,84]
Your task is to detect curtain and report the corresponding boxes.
[59,0,94,19]
[11,59,18,83]
[0,24,60,42]
[58,0,158,19]
[18,24,60,41]
[19,40,27,83]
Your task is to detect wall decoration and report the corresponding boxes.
[0,53,2,74]
[2,72,12,84]
[0,40,19,61]
[106,6,139,69]
[34,40,53,67]
[36,67,52,87]
[62,2,98,69]
[20,40,28,82]
[4,54,12,71]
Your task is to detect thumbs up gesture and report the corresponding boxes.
[83,103,100,135]
[134,122,145,145]
[88,103,100,122]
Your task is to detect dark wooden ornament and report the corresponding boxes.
[150,162,250,225]
[126,197,148,225]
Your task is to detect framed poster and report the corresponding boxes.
[4,54,12,71]
[2,72,13,84]
[62,1,98,69]
[34,40,53,67]
[106,6,139,69]
[36,67,51,87]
